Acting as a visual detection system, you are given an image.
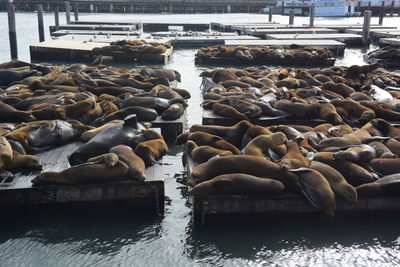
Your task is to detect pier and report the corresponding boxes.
[264,33,363,46]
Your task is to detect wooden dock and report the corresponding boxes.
[380,38,400,47]
[170,35,260,48]
[210,22,279,32]
[70,20,141,29]
[143,23,210,32]
[54,35,171,45]
[311,24,398,33]
[151,111,186,142]
[50,24,137,33]
[30,39,172,64]
[51,30,140,37]
[151,31,238,37]
[0,142,164,214]
[202,110,324,127]
[264,33,362,46]
[245,28,338,38]
[224,39,346,56]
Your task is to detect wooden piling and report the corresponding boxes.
[7,3,18,59]
[54,7,60,31]
[65,1,71,24]
[390,1,395,17]
[37,4,45,42]
[289,9,295,25]
[74,4,79,21]
[268,7,273,22]
[362,10,372,46]
[379,1,385,25]
[309,4,315,28]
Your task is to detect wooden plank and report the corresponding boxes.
[264,33,362,45]
[52,30,140,37]
[143,23,209,32]
[55,24,136,31]
[246,28,338,36]
[224,39,346,56]
[151,110,186,142]
[170,35,260,47]
[0,141,164,213]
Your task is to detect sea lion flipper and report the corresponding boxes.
[267,148,281,162]
[182,150,188,167]
[299,182,322,209]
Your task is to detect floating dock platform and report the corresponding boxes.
[151,31,239,37]
[224,39,346,56]
[264,33,362,46]
[170,35,260,48]
[150,111,186,142]
[50,24,137,33]
[379,38,400,47]
[143,23,210,32]
[30,39,172,64]
[211,22,279,32]
[51,30,140,37]
[70,20,141,28]
[0,142,164,214]
[312,24,397,33]
[245,28,338,38]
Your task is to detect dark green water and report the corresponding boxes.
[0,12,400,266]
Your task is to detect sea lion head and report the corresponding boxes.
[21,155,43,170]
[370,118,392,136]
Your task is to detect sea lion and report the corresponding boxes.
[68,115,146,165]
[109,145,146,181]
[161,103,185,121]
[120,96,185,114]
[80,120,124,142]
[369,158,400,176]
[368,141,397,158]
[356,173,400,196]
[185,140,232,165]
[6,150,42,170]
[242,132,287,160]
[6,120,92,152]
[211,69,238,83]
[212,103,248,121]
[93,106,158,126]
[189,173,285,196]
[177,131,240,155]
[134,139,168,167]
[0,136,13,170]
[241,125,273,148]
[188,155,299,190]
[322,82,355,97]
[279,141,311,170]
[87,152,119,168]
[297,71,322,86]
[333,144,376,162]
[0,102,36,122]
[331,99,375,124]
[318,102,343,125]
[314,152,377,186]
[32,154,129,185]
[316,127,372,149]
[0,69,38,86]
[288,168,335,217]
[383,138,400,156]
[189,120,252,148]
[140,68,181,82]
[370,118,400,137]
[274,99,320,119]
[310,161,357,204]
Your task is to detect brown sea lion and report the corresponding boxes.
[109,145,146,181]
[310,161,357,204]
[0,102,36,122]
[279,141,311,170]
[140,68,181,82]
[120,96,185,114]
[333,144,376,162]
[188,155,299,189]
[220,80,251,89]
[189,120,253,148]
[189,173,285,196]
[322,82,355,97]
[186,140,232,165]
[275,77,306,89]
[383,138,400,156]
[241,125,273,148]
[313,152,377,186]
[242,132,287,160]
[370,118,400,137]
[161,103,185,121]
[212,103,248,121]
[274,99,320,119]
[369,158,400,176]
[356,173,400,196]
[319,102,343,125]
[134,139,168,167]
[32,153,129,185]
[87,152,119,168]
[0,136,13,170]
[331,99,375,123]
[6,150,42,170]
[368,141,397,158]
[288,168,335,217]
[316,127,372,149]
[177,131,240,155]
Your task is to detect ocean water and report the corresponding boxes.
[0,12,400,266]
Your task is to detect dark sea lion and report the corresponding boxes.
[185,140,232,165]
[314,152,377,186]
[297,71,322,86]
[310,161,357,204]
[242,132,287,160]
[241,125,273,148]
[212,103,248,121]
[177,131,240,155]
[80,120,124,142]
[161,103,185,121]
[322,82,355,97]
[0,102,36,122]
[68,115,145,165]
[32,154,129,185]
[140,68,181,82]
[288,168,335,217]
[6,120,91,152]
[0,136,13,170]
[31,80,80,93]
[94,106,158,126]
[316,127,372,149]
[217,99,262,118]
[274,99,320,119]
[349,92,372,101]
[210,69,238,83]
[134,139,168,167]
[370,118,400,137]
[121,96,185,114]
[188,155,300,192]
[383,138,400,156]
[331,99,375,124]
[313,74,332,83]
[279,141,311,170]
[356,173,400,196]
[369,158,400,176]
[189,173,285,196]
[189,120,252,148]
[220,80,251,89]
[82,84,143,97]
[0,69,38,86]
[368,141,397,158]
[109,145,146,181]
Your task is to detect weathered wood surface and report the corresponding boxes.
[143,22,209,32]
[54,24,136,31]
[0,141,165,213]
[70,20,141,28]
[380,38,400,47]
[170,35,260,47]
[311,24,397,33]
[245,27,338,36]
[224,39,346,56]
[151,110,186,142]
[51,30,140,37]
[265,33,362,45]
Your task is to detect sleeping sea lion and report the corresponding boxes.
[212,103,248,121]
[134,139,169,167]
[279,141,311,170]
[369,158,400,176]
[356,173,400,196]
[80,120,124,142]
[0,136,13,170]
[242,132,287,160]
[185,140,232,165]
[109,145,146,181]
[333,144,376,162]
[368,141,398,158]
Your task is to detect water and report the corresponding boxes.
[0,12,400,266]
